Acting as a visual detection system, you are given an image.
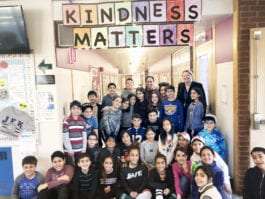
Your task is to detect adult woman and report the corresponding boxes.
[176,69,207,119]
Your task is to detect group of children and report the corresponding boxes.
[11,74,265,199]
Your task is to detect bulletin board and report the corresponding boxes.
[0,54,37,149]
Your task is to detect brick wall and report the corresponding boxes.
[236,0,265,193]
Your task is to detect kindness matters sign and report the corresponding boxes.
[62,0,201,49]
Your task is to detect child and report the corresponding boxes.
[184,87,205,137]
[194,165,222,199]
[198,114,227,160]
[12,156,44,199]
[192,146,225,199]
[37,151,74,199]
[158,118,178,166]
[172,147,193,199]
[100,96,122,142]
[159,85,184,133]
[148,154,176,199]
[128,93,137,113]
[97,156,122,199]
[81,103,98,138]
[99,135,120,170]
[140,128,158,170]
[119,130,134,167]
[134,87,149,120]
[243,147,265,199]
[158,82,169,101]
[142,109,161,140]
[71,153,97,199]
[86,132,101,170]
[148,91,162,117]
[120,146,152,199]
[127,113,146,143]
[101,82,118,111]
[177,132,193,160]
[87,90,102,121]
[190,136,232,196]
[63,100,87,165]
[120,97,133,132]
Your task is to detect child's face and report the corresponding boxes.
[122,133,132,146]
[175,150,187,166]
[52,157,65,172]
[201,149,214,165]
[88,95,97,104]
[103,157,113,173]
[83,107,93,119]
[112,97,122,109]
[160,86,167,97]
[146,130,155,141]
[192,140,204,154]
[204,120,215,132]
[251,151,265,171]
[23,164,36,178]
[87,135,98,148]
[195,169,209,188]
[106,137,116,149]
[78,157,91,171]
[136,91,144,101]
[122,100,129,110]
[129,96,136,106]
[156,157,166,173]
[151,93,159,104]
[148,112,158,123]
[146,77,154,90]
[190,89,200,100]
[108,85,116,95]
[126,80,134,90]
[177,135,189,148]
[166,89,175,99]
[71,105,81,117]
[132,118,141,128]
[129,149,139,166]
[163,120,172,133]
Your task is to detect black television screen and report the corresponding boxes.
[0,5,30,54]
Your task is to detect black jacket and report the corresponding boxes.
[177,81,207,115]
[243,166,265,199]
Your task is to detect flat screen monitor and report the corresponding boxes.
[0,5,30,54]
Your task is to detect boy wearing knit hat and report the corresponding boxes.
[177,132,193,160]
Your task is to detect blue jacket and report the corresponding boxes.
[198,128,227,160]
[184,101,204,131]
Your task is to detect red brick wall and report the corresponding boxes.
[237,0,265,193]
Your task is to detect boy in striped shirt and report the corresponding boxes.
[63,100,87,165]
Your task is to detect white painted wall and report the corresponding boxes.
[216,62,234,175]
[0,0,59,177]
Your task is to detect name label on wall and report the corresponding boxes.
[62,0,201,49]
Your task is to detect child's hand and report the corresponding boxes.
[104,185,111,193]
[224,183,232,194]
[163,188,170,195]
[57,175,70,181]
[37,183,48,192]
[177,194,182,199]
[130,191,138,198]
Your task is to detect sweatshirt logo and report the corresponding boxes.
[126,170,143,180]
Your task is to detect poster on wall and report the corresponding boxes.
[90,67,100,99]
[0,55,37,147]
[36,89,56,121]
